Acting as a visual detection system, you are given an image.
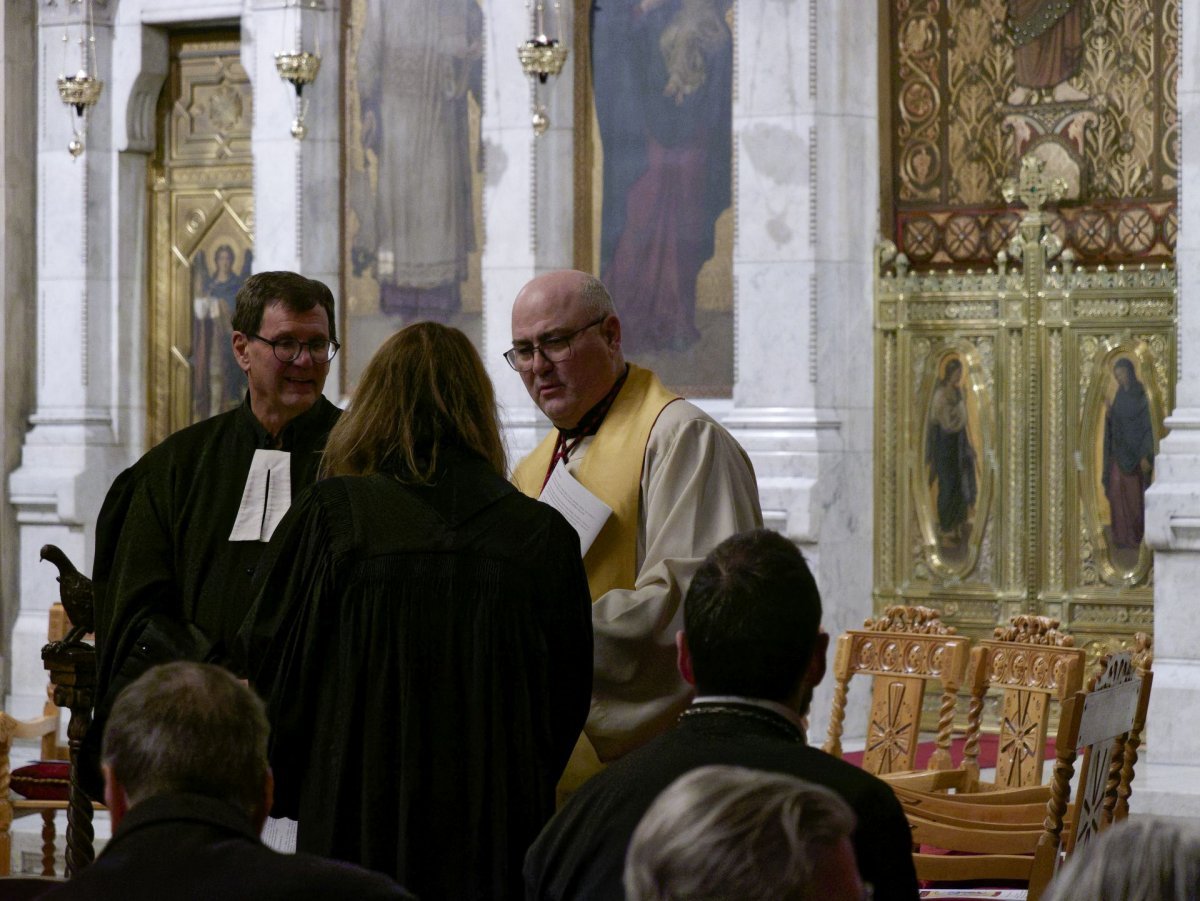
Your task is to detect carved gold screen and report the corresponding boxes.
[874,194,1174,670]
[148,33,253,446]
[885,0,1178,269]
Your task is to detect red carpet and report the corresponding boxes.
[842,733,1056,771]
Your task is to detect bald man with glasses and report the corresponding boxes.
[83,272,343,801]
[508,270,762,797]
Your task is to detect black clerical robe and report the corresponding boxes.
[86,397,341,797]
[524,701,919,901]
[237,451,593,901]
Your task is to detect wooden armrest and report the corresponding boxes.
[10,714,59,742]
[902,791,1051,830]
[909,813,1044,855]
[883,768,972,792]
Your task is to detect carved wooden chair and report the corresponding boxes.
[0,604,72,876]
[0,546,102,878]
[888,615,1086,795]
[903,646,1152,901]
[823,605,971,776]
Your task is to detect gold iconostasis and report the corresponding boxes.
[875,0,1178,672]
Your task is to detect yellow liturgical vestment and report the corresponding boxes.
[514,365,763,796]
[513,365,680,602]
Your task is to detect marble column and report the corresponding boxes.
[486,2,577,457]
[731,0,878,741]
[7,1,130,716]
[245,0,342,399]
[1139,0,1200,814]
[0,0,37,703]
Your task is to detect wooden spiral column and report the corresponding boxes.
[41,641,96,878]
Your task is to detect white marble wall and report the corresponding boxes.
[0,1,38,702]
[1140,0,1200,808]
[730,0,878,741]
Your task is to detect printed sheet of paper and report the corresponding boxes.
[228,449,293,542]
[539,462,613,555]
[261,816,298,854]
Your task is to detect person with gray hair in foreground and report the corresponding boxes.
[624,765,866,901]
[39,662,411,901]
[1042,816,1200,901]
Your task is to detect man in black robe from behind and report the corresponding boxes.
[83,271,343,799]
[524,529,919,900]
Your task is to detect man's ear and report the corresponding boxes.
[103,764,129,832]
[232,332,251,374]
[676,630,695,686]
[805,630,830,689]
[603,314,622,353]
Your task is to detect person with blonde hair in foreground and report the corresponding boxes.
[237,322,593,900]
[1042,816,1200,901]
[623,764,866,901]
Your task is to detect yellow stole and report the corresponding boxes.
[513,365,680,801]
[513,364,680,601]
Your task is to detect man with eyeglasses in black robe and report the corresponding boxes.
[82,271,342,801]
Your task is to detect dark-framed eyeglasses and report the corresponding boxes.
[250,333,340,364]
[503,316,607,372]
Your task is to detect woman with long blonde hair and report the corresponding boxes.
[237,322,592,901]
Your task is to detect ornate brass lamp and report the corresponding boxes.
[275,0,324,140]
[274,50,321,139]
[56,0,104,158]
[518,0,568,135]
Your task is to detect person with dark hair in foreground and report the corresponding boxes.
[238,322,593,900]
[624,765,865,901]
[40,662,410,900]
[524,528,918,900]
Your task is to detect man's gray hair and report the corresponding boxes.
[102,662,269,815]
[623,765,857,901]
[577,275,617,320]
[1043,817,1200,901]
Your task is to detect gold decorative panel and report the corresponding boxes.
[148,34,254,447]
[886,0,1178,266]
[875,164,1175,671]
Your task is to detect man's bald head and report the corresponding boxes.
[510,270,625,429]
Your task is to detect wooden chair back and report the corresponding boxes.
[959,615,1086,789]
[906,648,1150,901]
[823,605,971,775]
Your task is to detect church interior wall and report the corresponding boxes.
[5,0,873,743]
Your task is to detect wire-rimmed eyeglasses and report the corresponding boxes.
[250,333,340,364]
[503,316,607,372]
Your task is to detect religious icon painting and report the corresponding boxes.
[585,0,735,397]
[913,347,993,577]
[341,0,485,391]
[189,239,253,422]
[1081,345,1165,583]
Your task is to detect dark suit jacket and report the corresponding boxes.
[524,701,919,901]
[37,793,413,901]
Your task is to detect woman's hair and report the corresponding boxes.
[320,322,506,481]
[1043,817,1200,901]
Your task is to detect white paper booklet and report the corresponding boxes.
[539,462,613,554]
